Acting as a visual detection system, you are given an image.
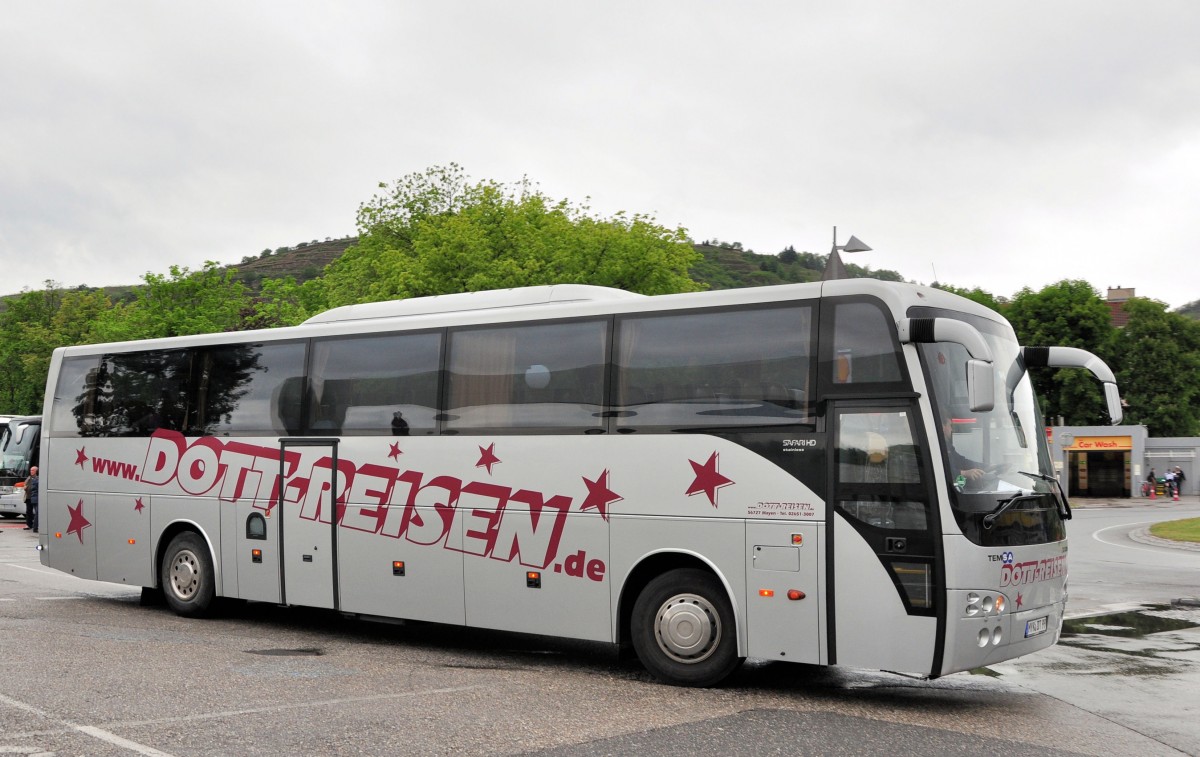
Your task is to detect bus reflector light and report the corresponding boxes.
[787,589,805,601]
[759,589,774,597]
[128,539,136,545]
[527,571,541,588]
[392,561,405,576]
[791,533,803,546]
[55,532,62,539]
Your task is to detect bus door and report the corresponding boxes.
[829,403,943,675]
[278,438,341,610]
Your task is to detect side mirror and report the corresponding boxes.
[1022,346,1124,426]
[967,359,995,412]
[1104,383,1123,426]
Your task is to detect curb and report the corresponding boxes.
[1130,527,1200,552]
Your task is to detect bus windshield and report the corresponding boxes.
[918,327,1064,547]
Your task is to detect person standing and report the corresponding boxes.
[1175,467,1188,497]
[22,466,39,532]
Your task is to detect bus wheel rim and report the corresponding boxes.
[654,593,720,664]
[169,549,200,600]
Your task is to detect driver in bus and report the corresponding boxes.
[942,416,987,484]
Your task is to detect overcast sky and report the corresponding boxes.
[3,2,1198,309]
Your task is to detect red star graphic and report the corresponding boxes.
[476,443,501,475]
[67,499,92,543]
[75,447,89,468]
[388,442,403,461]
[134,498,145,513]
[581,470,621,521]
[1016,592,1024,610]
[686,452,734,507]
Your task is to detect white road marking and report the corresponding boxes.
[0,686,481,754]
[0,692,177,757]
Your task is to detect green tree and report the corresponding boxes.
[0,283,61,413]
[322,165,702,307]
[1006,280,1115,425]
[1108,298,1200,436]
[0,285,113,415]
[246,276,326,329]
[93,262,251,341]
[934,284,1005,314]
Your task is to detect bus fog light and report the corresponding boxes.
[977,629,990,648]
[992,627,1003,645]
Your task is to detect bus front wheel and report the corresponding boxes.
[161,532,215,618]
[631,568,743,687]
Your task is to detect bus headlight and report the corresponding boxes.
[965,592,1007,618]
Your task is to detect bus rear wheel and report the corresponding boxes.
[161,532,215,618]
[631,568,742,687]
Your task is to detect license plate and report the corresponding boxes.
[1025,616,1048,638]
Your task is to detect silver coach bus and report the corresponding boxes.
[39,280,1121,686]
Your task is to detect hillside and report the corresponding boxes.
[222,238,906,292]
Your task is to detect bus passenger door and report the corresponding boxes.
[829,404,942,675]
[279,439,340,610]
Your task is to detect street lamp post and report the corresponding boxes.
[821,226,872,281]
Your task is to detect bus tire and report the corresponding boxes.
[631,568,743,687]
[161,532,216,618]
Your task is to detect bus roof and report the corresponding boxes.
[53,279,1008,357]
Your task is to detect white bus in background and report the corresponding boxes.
[38,280,1121,686]
[1,415,41,519]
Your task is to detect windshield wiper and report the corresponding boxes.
[982,493,1042,529]
[1019,469,1072,521]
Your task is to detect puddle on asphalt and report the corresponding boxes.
[974,604,1200,678]
[1061,604,1200,639]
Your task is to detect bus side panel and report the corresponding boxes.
[464,511,609,642]
[832,512,936,673]
[745,521,824,664]
[95,493,152,586]
[150,496,223,594]
[46,492,97,580]
[233,499,280,603]
[339,503,466,625]
[610,516,747,654]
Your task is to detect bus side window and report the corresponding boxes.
[309,331,442,436]
[614,304,814,430]
[446,320,608,433]
[829,300,903,386]
[51,356,101,437]
[194,342,307,437]
[835,410,928,531]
